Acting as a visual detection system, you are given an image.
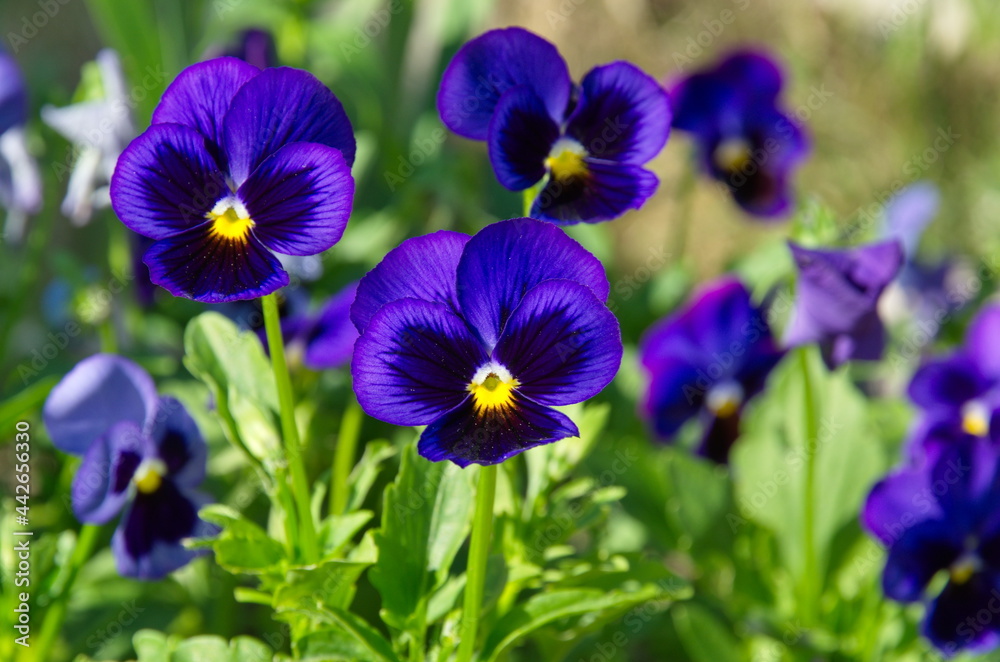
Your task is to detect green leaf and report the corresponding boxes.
[130,630,274,662]
[731,350,887,581]
[199,505,286,575]
[290,607,400,662]
[274,559,372,612]
[183,312,282,466]
[348,441,397,512]
[298,628,371,661]
[368,445,474,631]
[480,587,662,662]
[672,603,743,662]
[318,511,374,557]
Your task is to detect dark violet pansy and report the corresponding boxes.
[863,436,1000,654]
[351,218,622,466]
[437,27,670,225]
[43,354,215,580]
[0,45,41,242]
[638,277,784,463]
[110,57,356,303]
[669,50,807,218]
[907,304,1000,449]
[785,239,903,370]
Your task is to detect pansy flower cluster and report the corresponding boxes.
[863,304,1000,653]
[43,354,215,580]
[437,27,671,224]
[669,50,808,217]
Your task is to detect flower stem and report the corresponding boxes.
[456,464,498,662]
[31,524,101,662]
[799,347,819,625]
[330,395,363,516]
[262,292,318,563]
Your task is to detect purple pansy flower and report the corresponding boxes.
[669,50,808,218]
[785,239,904,370]
[0,46,41,242]
[43,354,216,580]
[907,304,1000,449]
[639,277,784,463]
[110,57,356,303]
[350,218,622,466]
[863,436,1000,654]
[437,27,670,224]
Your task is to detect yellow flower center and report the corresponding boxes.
[545,138,589,183]
[207,197,255,242]
[133,458,167,494]
[706,380,744,418]
[950,549,981,585]
[468,363,520,415]
[961,400,990,437]
[713,137,753,173]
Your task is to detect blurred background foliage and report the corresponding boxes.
[1,0,999,660]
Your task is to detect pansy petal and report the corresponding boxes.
[417,394,578,467]
[966,305,1000,380]
[303,282,360,369]
[352,298,488,426]
[0,48,27,132]
[640,278,756,369]
[152,57,260,153]
[642,358,706,438]
[923,572,1000,654]
[862,466,939,546]
[437,27,571,140]
[487,85,559,191]
[907,354,985,414]
[351,230,469,333]
[456,218,610,348]
[110,123,227,240]
[149,397,206,489]
[715,50,784,105]
[565,61,671,165]
[238,142,354,256]
[112,483,214,580]
[223,67,355,184]
[819,313,886,370]
[882,518,963,602]
[785,240,903,343]
[143,226,288,303]
[71,421,146,524]
[882,181,940,259]
[494,279,621,406]
[44,354,158,455]
[532,160,659,225]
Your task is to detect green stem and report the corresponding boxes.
[330,395,363,516]
[262,293,318,563]
[670,161,697,264]
[799,347,819,626]
[31,524,101,662]
[456,465,498,662]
